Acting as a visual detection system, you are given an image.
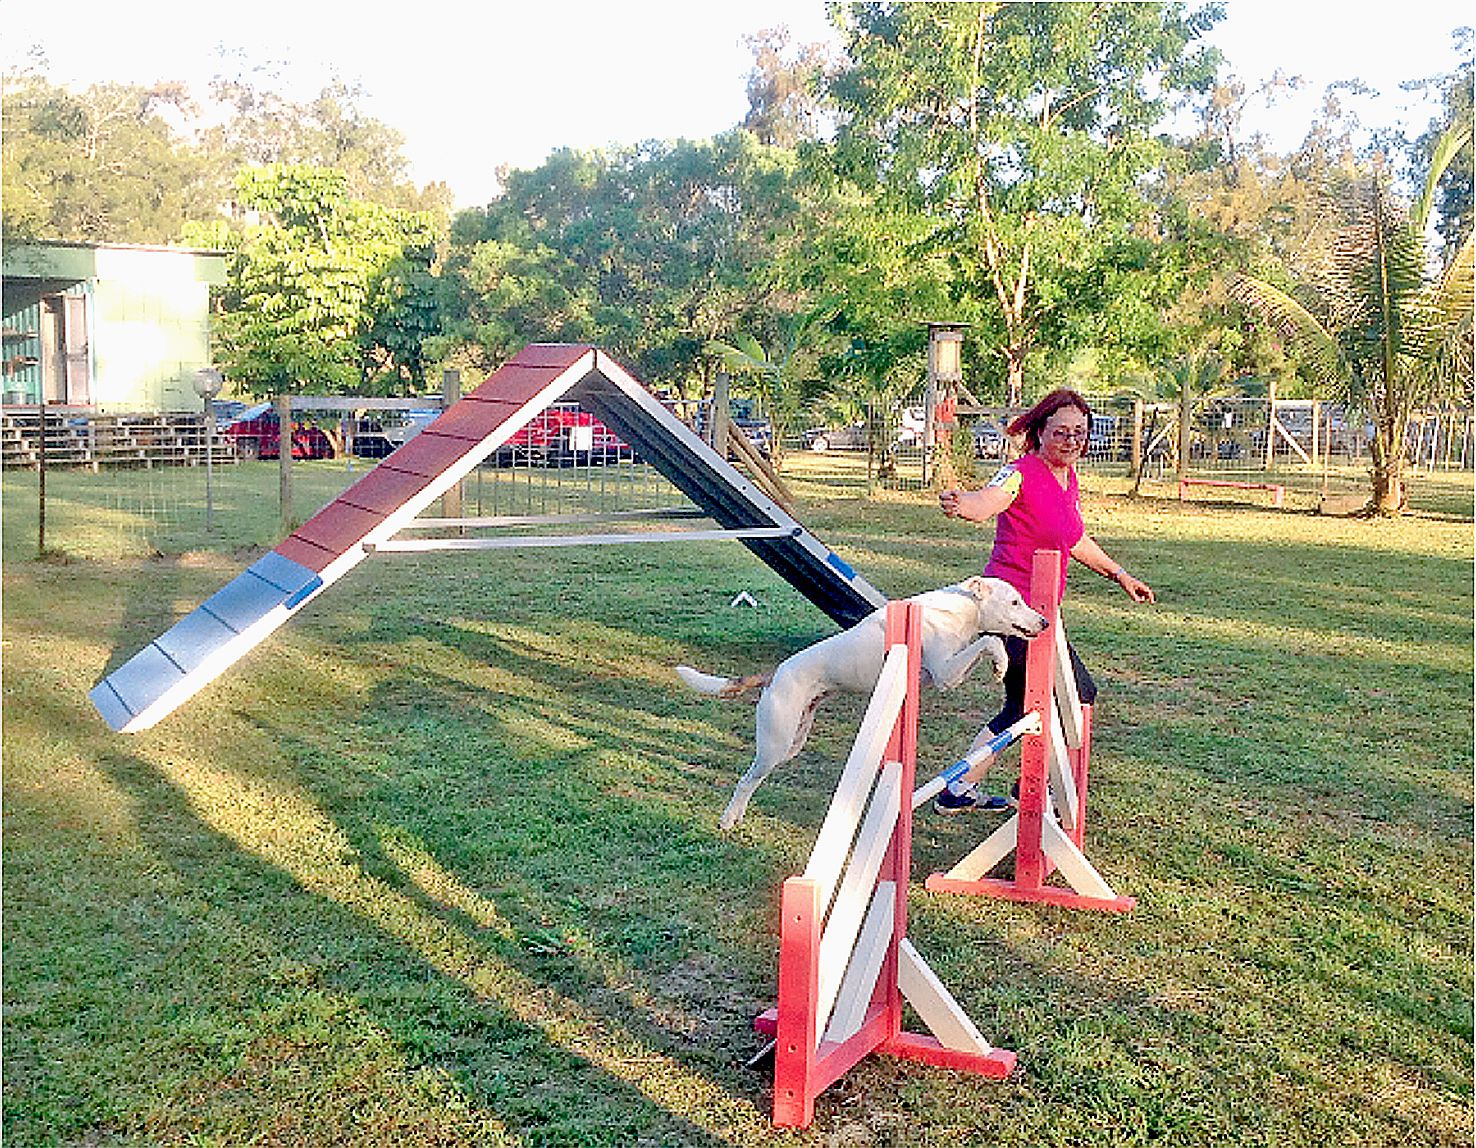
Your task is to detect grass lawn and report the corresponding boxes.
[3,458,1472,1146]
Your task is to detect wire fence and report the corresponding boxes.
[3,395,1472,561]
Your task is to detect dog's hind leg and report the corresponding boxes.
[787,694,825,759]
[719,686,818,830]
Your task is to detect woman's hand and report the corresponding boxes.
[939,486,1013,523]
[1115,570,1156,604]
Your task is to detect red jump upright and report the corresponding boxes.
[756,601,1015,1129]
[925,550,1135,913]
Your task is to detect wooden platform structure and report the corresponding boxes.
[90,344,886,733]
[2,407,236,470]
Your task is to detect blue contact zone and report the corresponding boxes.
[825,551,857,580]
[89,553,322,731]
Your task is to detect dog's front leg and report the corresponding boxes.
[927,634,1009,690]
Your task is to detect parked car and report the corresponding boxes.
[210,399,249,428]
[803,422,868,451]
[351,408,439,458]
[223,403,334,460]
[896,406,925,446]
[691,399,773,458]
[1086,415,1120,459]
[489,404,629,466]
[973,420,1007,460]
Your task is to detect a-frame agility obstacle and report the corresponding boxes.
[90,344,886,733]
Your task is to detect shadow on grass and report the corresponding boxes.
[74,728,768,1146]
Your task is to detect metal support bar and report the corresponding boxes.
[365,526,800,553]
[402,507,707,530]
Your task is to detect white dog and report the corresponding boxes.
[676,576,1049,829]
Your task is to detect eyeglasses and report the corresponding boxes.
[1046,427,1088,441]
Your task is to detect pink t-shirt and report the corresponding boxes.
[983,452,1083,597]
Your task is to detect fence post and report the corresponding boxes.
[1176,388,1191,482]
[37,401,47,556]
[1130,399,1143,479]
[277,394,293,534]
[441,369,463,522]
[1264,380,1277,471]
[712,371,731,458]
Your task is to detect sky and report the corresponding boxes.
[3,1,1470,209]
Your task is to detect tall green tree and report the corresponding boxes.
[1,74,213,242]
[1229,121,1473,514]
[821,1,1222,402]
[443,131,806,389]
[214,165,442,395]
[742,27,834,148]
[1,66,448,244]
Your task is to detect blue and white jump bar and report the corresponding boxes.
[910,711,1044,811]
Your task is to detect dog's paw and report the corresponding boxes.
[719,795,749,831]
[985,636,1009,681]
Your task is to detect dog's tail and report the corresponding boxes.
[675,665,769,699]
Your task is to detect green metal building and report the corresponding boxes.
[2,240,227,412]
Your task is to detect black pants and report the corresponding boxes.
[987,636,1097,735]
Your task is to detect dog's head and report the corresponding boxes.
[958,576,1050,638]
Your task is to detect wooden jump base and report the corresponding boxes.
[755,601,1014,1129]
[1178,476,1285,507]
[924,550,1135,914]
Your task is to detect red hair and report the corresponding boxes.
[1008,389,1092,451]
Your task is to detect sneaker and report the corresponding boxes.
[933,788,979,815]
[934,790,1011,815]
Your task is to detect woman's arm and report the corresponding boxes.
[1070,535,1156,603]
[939,468,1020,523]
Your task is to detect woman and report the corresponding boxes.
[934,389,1155,813]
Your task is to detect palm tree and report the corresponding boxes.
[705,313,830,467]
[1228,121,1473,514]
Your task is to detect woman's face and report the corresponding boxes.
[1038,406,1089,468]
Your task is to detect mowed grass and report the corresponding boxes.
[3,459,1472,1147]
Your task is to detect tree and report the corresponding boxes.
[1413,30,1474,262]
[1,74,213,242]
[214,165,443,395]
[742,27,833,148]
[443,131,808,389]
[1229,120,1473,514]
[200,75,449,215]
[821,2,1222,403]
[705,314,831,465]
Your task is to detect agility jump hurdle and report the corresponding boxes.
[925,549,1135,913]
[754,601,1015,1129]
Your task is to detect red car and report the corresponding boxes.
[492,404,629,466]
[224,403,335,460]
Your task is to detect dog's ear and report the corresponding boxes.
[959,575,992,598]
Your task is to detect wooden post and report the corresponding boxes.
[1263,380,1277,471]
[441,370,463,525]
[36,401,47,556]
[1176,387,1191,482]
[712,371,731,459]
[277,394,293,534]
[772,877,822,1128]
[882,600,921,1043]
[1130,399,1144,479]
[1013,552,1058,890]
